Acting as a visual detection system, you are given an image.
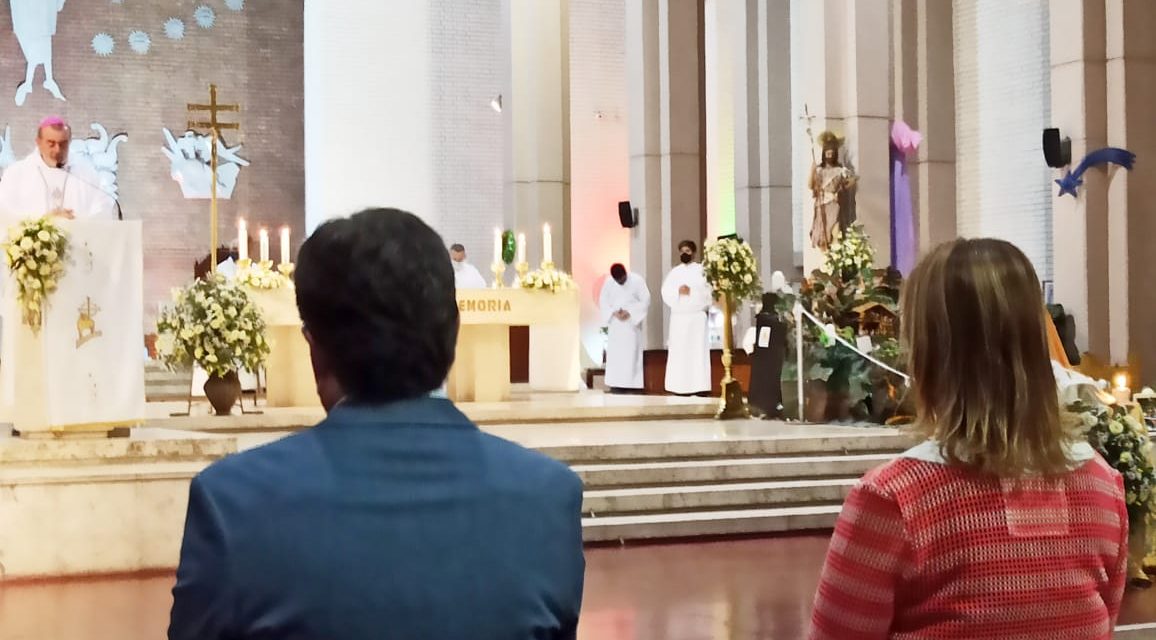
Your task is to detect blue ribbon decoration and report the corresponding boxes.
[1056,147,1137,197]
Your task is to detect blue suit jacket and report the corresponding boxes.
[169,398,585,639]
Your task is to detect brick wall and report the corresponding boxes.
[0,0,304,328]
[953,0,1054,281]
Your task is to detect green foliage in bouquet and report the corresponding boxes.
[2,216,69,329]
[1074,400,1156,522]
[501,230,516,265]
[156,274,271,379]
[702,236,762,302]
[774,224,907,422]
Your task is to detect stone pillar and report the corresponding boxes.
[799,0,892,271]
[843,0,893,263]
[914,0,957,254]
[509,0,571,270]
[733,0,793,281]
[1049,0,1110,362]
[1106,0,1156,380]
[628,0,703,348]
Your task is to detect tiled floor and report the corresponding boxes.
[3,536,1156,640]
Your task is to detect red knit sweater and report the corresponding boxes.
[809,452,1128,640]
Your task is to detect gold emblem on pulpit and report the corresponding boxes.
[76,297,103,348]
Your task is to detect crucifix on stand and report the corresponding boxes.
[187,84,240,273]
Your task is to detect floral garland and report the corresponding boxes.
[2,216,69,330]
[1072,399,1156,522]
[156,274,271,379]
[822,223,875,277]
[234,259,294,290]
[702,236,761,302]
[518,268,576,293]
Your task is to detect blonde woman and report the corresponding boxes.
[809,239,1128,639]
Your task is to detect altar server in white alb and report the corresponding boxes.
[599,263,650,392]
[0,117,116,421]
[662,240,713,395]
[449,243,487,289]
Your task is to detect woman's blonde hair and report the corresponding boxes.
[902,238,1074,476]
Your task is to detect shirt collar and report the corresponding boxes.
[901,439,1096,466]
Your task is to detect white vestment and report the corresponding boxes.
[0,152,116,420]
[453,260,487,289]
[599,273,650,389]
[661,262,712,394]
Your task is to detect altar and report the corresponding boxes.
[245,287,320,408]
[448,288,581,402]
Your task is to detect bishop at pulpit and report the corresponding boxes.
[0,117,143,435]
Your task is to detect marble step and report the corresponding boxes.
[582,505,842,542]
[539,432,912,464]
[583,478,856,516]
[572,453,893,488]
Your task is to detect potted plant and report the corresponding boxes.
[776,224,904,422]
[156,274,271,415]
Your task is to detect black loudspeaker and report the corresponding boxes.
[1043,128,1071,168]
[618,201,636,228]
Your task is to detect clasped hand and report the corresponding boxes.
[614,309,631,321]
[49,208,75,220]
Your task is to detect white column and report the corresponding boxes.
[798,0,892,271]
[1106,0,1156,379]
[733,0,794,281]
[509,0,571,270]
[1050,0,1110,361]
[843,0,893,264]
[914,0,957,253]
[628,0,703,349]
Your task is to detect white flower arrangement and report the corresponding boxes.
[234,259,294,290]
[1073,399,1156,521]
[702,236,761,302]
[518,268,576,293]
[821,224,875,276]
[2,216,69,330]
[156,274,271,379]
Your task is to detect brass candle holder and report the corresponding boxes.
[491,262,506,289]
[515,261,530,285]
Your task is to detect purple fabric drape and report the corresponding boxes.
[890,121,921,275]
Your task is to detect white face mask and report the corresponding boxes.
[452,260,465,273]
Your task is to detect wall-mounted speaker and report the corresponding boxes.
[1043,128,1071,168]
[618,201,636,228]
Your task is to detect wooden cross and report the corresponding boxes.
[187,84,240,273]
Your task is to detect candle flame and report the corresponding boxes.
[1114,373,1129,389]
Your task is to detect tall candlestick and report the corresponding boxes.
[280,227,291,265]
[259,228,270,263]
[237,218,248,262]
[543,223,552,265]
[493,228,502,265]
[517,232,526,265]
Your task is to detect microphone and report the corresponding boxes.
[62,163,124,220]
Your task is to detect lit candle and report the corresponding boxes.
[259,228,270,263]
[280,226,291,265]
[237,218,248,262]
[543,223,552,264]
[517,232,526,265]
[493,227,502,265]
[1113,373,1132,405]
